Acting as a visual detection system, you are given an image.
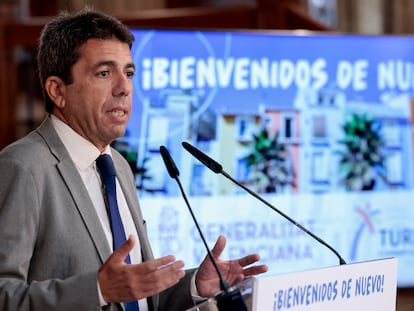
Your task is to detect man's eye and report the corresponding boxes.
[98,71,109,77]
[126,71,135,79]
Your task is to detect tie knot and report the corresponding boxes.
[96,154,116,180]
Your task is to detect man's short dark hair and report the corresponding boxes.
[37,7,135,113]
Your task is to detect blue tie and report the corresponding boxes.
[96,154,139,311]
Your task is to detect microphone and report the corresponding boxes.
[182,141,347,266]
[159,145,248,311]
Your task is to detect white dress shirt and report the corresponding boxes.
[51,115,148,311]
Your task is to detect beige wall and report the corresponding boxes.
[389,0,414,34]
[337,0,414,34]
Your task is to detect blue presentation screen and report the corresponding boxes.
[116,29,414,287]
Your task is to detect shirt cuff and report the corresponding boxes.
[97,279,108,307]
[190,269,206,302]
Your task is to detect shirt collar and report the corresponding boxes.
[50,114,112,171]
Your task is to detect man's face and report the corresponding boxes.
[53,38,135,151]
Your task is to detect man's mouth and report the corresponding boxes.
[109,110,126,117]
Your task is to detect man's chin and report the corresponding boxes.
[111,127,127,141]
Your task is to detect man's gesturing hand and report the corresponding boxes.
[98,235,186,303]
[196,235,268,298]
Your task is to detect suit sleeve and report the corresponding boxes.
[158,269,197,311]
[0,156,102,311]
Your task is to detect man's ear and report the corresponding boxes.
[45,76,66,108]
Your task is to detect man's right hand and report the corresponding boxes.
[98,235,186,303]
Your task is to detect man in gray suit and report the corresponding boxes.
[0,7,267,311]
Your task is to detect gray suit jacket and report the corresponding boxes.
[0,117,195,311]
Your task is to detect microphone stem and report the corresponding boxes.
[221,170,347,266]
[173,176,230,292]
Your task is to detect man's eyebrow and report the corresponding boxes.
[126,63,136,71]
[93,60,116,69]
[92,61,135,71]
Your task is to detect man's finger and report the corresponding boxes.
[210,235,226,258]
[238,254,261,267]
[140,255,182,273]
[109,235,136,263]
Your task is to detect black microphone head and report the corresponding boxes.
[159,145,180,179]
[182,141,223,174]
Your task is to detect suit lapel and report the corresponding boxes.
[57,160,112,262]
[37,118,112,263]
[112,151,153,261]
